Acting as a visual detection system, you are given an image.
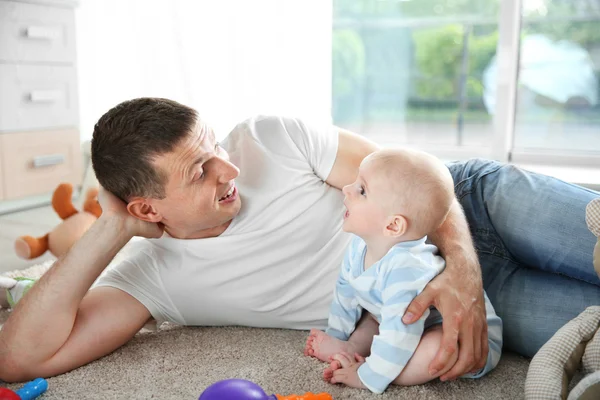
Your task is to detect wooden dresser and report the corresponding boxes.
[0,0,82,212]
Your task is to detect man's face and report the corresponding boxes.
[150,121,241,239]
[341,157,389,239]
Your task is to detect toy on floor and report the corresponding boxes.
[524,198,600,400]
[0,276,36,309]
[14,183,102,260]
[199,379,332,400]
[0,378,48,400]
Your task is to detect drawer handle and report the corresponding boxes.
[25,26,60,41]
[28,90,62,103]
[33,154,65,168]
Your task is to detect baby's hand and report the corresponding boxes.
[323,352,367,390]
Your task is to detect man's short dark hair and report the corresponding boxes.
[91,98,197,200]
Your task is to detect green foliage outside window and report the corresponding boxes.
[413,25,498,100]
[332,0,600,122]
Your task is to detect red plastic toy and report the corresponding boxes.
[0,378,48,400]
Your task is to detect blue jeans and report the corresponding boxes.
[446,159,600,358]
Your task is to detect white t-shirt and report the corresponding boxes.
[94,115,351,329]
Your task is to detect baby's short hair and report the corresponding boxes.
[367,148,455,238]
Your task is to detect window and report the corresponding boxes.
[332,0,600,168]
[513,0,600,156]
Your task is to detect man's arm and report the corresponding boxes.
[325,128,380,190]
[403,200,488,380]
[0,191,162,382]
[326,128,488,380]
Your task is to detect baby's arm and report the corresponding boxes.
[357,266,438,393]
[357,291,425,392]
[305,255,363,363]
[325,270,362,341]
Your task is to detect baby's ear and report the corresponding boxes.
[384,215,407,237]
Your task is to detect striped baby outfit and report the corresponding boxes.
[326,235,503,394]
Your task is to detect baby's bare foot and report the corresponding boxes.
[328,357,342,372]
[323,365,335,382]
[304,329,355,362]
[323,359,344,382]
[323,351,348,380]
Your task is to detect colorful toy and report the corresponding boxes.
[199,379,332,400]
[0,276,37,309]
[14,183,102,260]
[0,378,48,400]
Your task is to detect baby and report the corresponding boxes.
[305,148,502,394]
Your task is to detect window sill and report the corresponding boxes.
[514,164,600,192]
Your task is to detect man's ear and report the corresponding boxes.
[127,198,162,223]
[384,214,407,237]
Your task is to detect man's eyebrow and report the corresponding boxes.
[188,129,216,172]
[191,156,208,167]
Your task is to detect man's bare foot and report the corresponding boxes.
[304,329,356,362]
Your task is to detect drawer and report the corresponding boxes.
[0,64,79,132]
[0,0,76,64]
[0,129,82,200]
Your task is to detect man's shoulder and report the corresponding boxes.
[225,115,314,159]
[243,114,300,125]
[110,237,163,268]
[224,115,285,146]
[231,115,305,136]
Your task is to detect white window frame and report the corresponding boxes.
[497,0,600,169]
[492,0,522,163]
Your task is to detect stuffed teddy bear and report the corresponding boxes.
[1,183,101,309]
[14,183,102,260]
[590,198,600,278]
[525,197,600,400]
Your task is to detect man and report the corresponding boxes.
[0,98,598,383]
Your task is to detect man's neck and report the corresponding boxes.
[165,219,233,240]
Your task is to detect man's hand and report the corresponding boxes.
[402,256,488,381]
[98,188,164,239]
[324,352,367,389]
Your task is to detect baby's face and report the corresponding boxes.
[341,159,391,238]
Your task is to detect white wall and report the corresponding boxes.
[76,0,333,141]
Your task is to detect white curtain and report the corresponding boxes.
[76,0,333,141]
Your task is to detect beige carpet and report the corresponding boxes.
[0,262,530,400]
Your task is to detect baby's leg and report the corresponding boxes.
[347,312,378,356]
[305,312,378,362]
[391,325,457,386]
